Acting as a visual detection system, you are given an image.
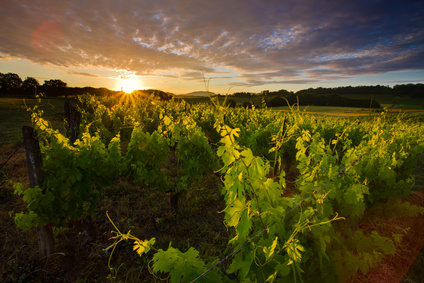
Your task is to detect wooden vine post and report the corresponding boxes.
[22,126,55,258]
[167,191,180,214]
[64,101,96,247]
[64,100,81,144]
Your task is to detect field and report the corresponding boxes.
[0,98,65,145]
[340,93,424,110]
[177,93,424,113]
[1,94,424,282]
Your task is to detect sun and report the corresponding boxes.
[117,77,142,93]
[120,79,140,93]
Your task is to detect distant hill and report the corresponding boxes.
[178,91,217,97]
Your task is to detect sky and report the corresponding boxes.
[0,0,424,95]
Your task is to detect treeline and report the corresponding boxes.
[231,84,424,98]
[226,94,380,109]
[229,84,423,108]
[2,71,423,101]
[0,72,173,100]
[266,93,381,108]
[296,85,392,96]
[0,72,118,97]
[295,84,424,98]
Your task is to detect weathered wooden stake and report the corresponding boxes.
[64,100,81,144]
[80,215,96,248]
[167,192,180,214]
[64,103,96,246]
[22,126,55,258]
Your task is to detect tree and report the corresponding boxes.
[0,72,22,93]
[40,79,67,97]
[411,84,424,98]
[0,73,3,93]
[261,90,269,96]
[393,83,424,98]
[141,89,173,101]
[242,101,254,108]
[21,77,40,94]
[225,99,237,108]
[43,79,67,88]
[233,92,252,98]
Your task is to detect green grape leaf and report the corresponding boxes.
[222,150,236,166]
[286,238,305,264]
[240,149,254,166]
[13,182,24,196]
[264,236,279,261]
[152,246,210,282]
[237,208,252,241]
[133,238,156,256]
[248,158,266,179]
[227,247,255,280]
[225,198,246,227]
[152,247,178,274]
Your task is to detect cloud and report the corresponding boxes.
[230,78,319,88]
[67,71,100,77]
[0,0,423,88]
[179,71,204,81]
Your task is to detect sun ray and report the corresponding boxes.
[113,76,148,107]
[116,75,143,94]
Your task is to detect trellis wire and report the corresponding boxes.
[0,143,23,171]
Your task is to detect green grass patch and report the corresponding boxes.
[341,94,424,110]
[175,95,263,106]
[269,105,371,116]
[0,98,65,145]
[178,93,424,111]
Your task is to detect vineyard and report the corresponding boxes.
[1,92,424,282]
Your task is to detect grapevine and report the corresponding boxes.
[10,94,424,282]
